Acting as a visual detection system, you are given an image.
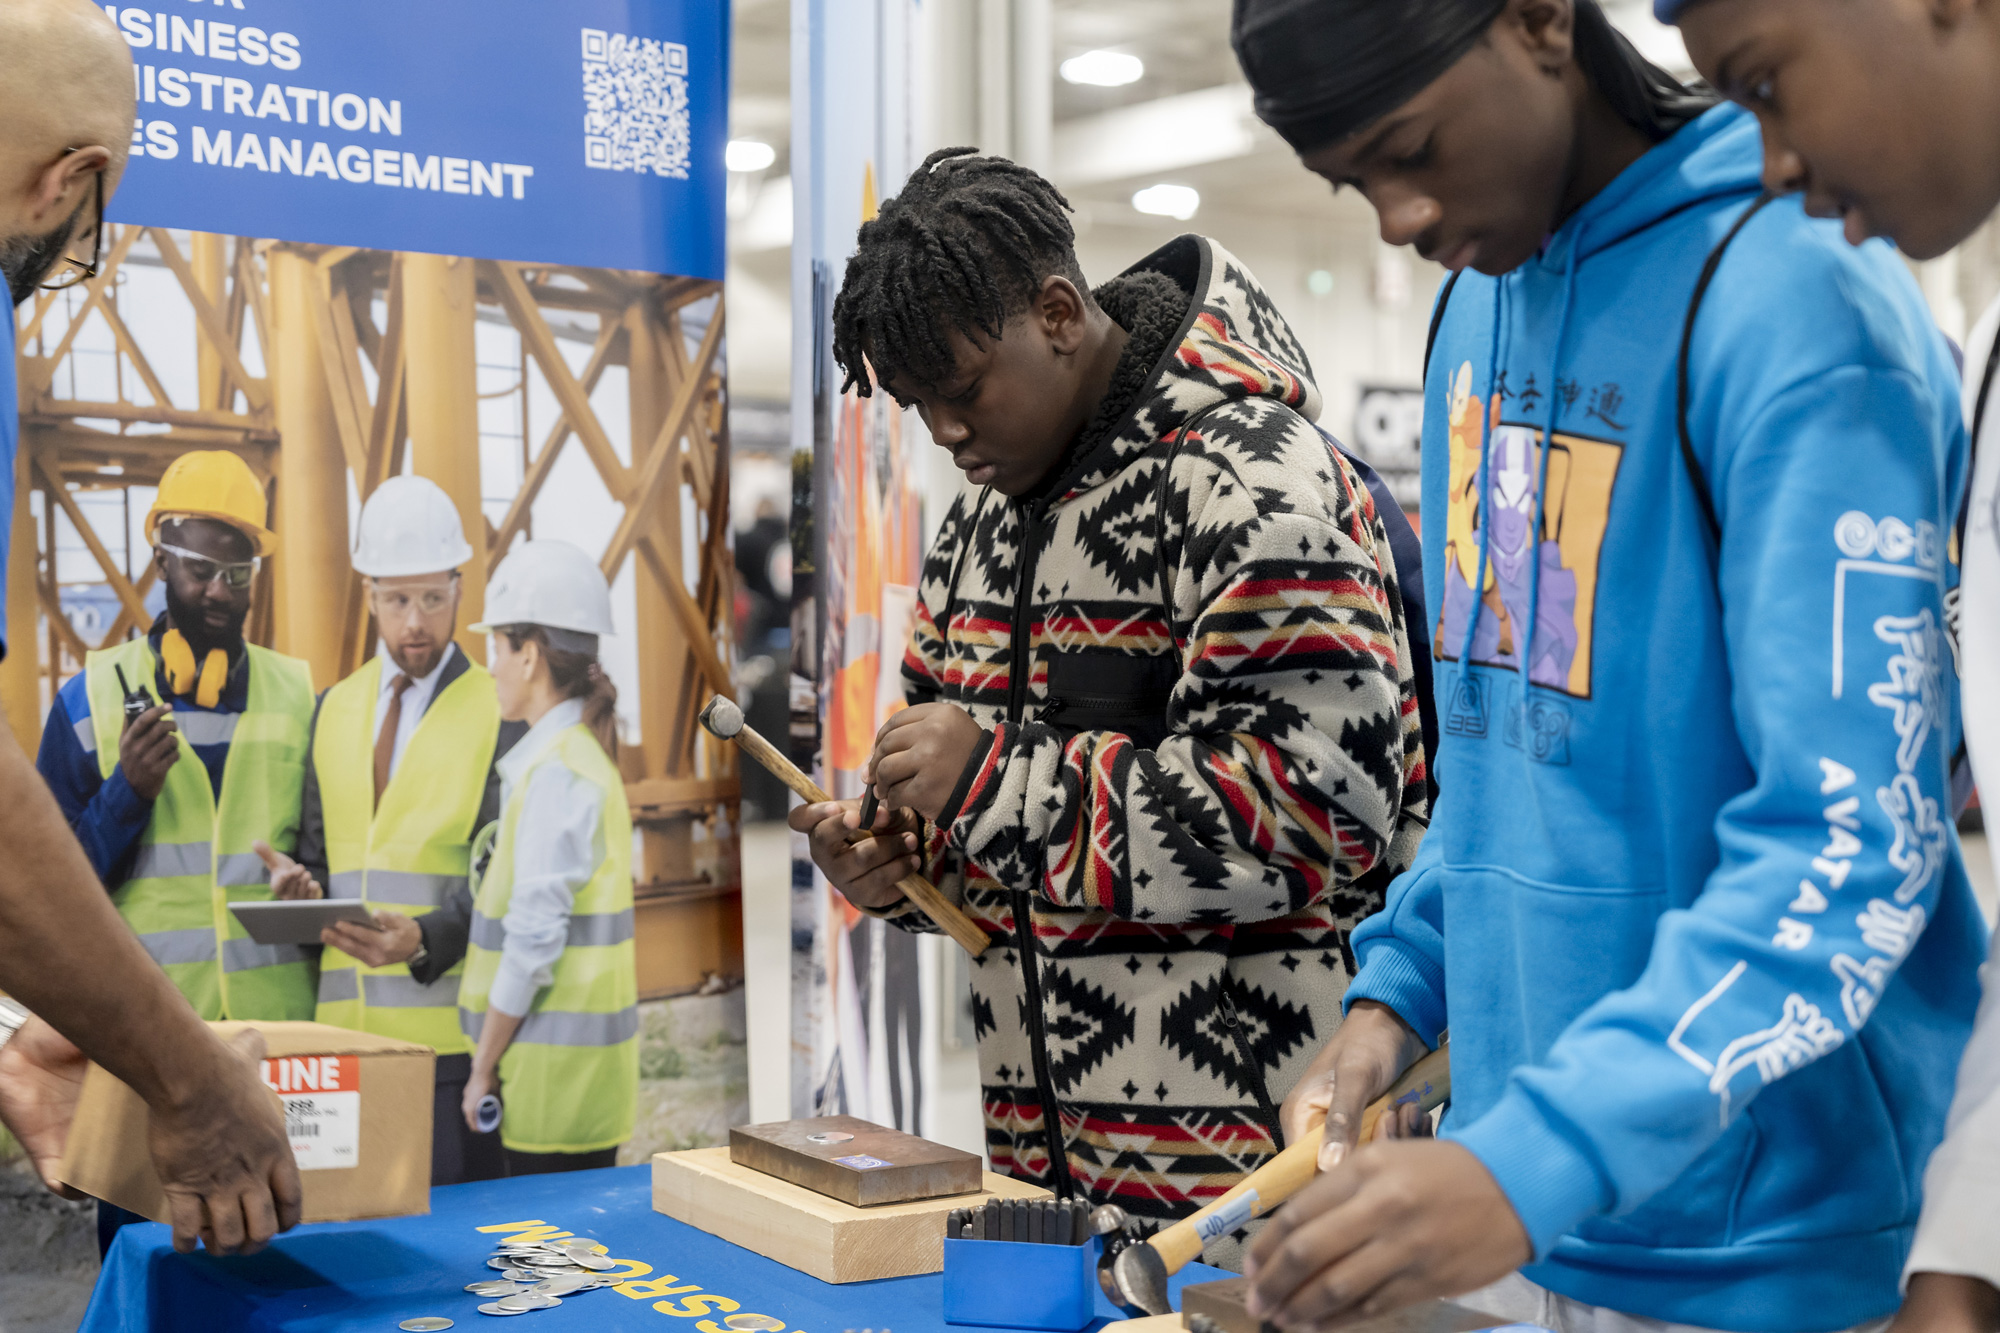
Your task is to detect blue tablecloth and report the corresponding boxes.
[78,1166,1228,1332]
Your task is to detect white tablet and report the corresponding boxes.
[228,899,377,946]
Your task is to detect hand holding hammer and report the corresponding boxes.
[1098,1043,1452,1317]
[700,696,990,956]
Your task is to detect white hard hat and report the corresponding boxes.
[353,475,474,577]
[471,539,615,643]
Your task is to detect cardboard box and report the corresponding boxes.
[57,1020,434,1224]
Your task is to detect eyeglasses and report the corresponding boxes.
[158,543,258,590]
[370,583,456,618]
[39,157,104,293]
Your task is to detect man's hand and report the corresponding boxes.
[0,1014,89,1197]
[253,841,322,901]
[321,912,416,966]
[1244,1139,1531,1329]
[117,706,180,802]
[787,799,925,911]
[1281,1000,1432,1172]
[1893,1272,2000,1333]
[148,1027,302,1255]
[867,703,985,823]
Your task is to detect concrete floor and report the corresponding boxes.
[0,1171,98,1333]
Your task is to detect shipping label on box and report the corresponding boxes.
[58,1021,435,1225]
[261,1054,361,1170]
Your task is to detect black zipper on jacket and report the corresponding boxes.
[1005,502,1042,723]
[1003,500,1075,1197]
[1217,988,1285,1152]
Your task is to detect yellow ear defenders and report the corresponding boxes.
[160,629,228,708]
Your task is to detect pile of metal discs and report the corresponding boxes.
[463,1235,628,1316]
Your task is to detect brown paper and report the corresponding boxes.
[56,1020,435,1224]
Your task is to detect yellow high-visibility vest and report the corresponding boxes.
[458,722,636,1154]
[313,653,498,1054]
[85,636,316,1020]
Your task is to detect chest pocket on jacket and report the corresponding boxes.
[1039,650,1179,752]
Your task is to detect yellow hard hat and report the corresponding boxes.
[145,451,276,557]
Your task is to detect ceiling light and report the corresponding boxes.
[725,139,776,173]
[1060,50,1144,87]
[1131,184,1199,221]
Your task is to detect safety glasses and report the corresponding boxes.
[158,542,258,590]
[369,583,456,618]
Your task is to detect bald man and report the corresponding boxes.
[0,0,304,1257]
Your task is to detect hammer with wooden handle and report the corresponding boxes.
[1097,1042,1453,1318]
[698,695,990,957]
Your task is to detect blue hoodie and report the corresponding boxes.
[1348,104,1982,1330]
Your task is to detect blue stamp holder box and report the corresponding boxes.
[942,1233,1102,1330]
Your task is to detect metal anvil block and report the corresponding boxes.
[728,1115,983,1207]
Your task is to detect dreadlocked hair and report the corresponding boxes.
[832,146,1086,399]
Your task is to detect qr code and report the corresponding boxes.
[582,27,691,180]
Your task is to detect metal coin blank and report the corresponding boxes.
[497,1293,561,1311]
[484,1257,518,1271]
[465,1282,524,1297]
[571,1254,616,1271]
[558,1238,608,1254]
[475,1304,525,1317]
[723,1316,788,1332]
[805,1131,853,1144]
[524,1254,578,1267]
[529,1275,592,1296]
[400,1321,456,1331]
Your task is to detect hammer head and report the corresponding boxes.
[1097,1234,1171,1318]
[698,694,744,740]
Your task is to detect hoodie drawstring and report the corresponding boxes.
[1458,276,1507,682]
[1457,221,1585,718]
[1517,223,1585,708]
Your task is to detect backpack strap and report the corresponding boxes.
[1972,317,2000,456]
[1964,315,2000,550]
[1677,192,1776,545]
[1423,270,1465,383]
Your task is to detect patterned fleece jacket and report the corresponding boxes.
[878,235,1430,1246]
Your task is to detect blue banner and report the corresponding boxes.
[104,0,727,278]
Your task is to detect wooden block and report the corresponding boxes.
[652,1146,1050,1284]
[730,1115,982,1206]
[1180,1278,1500,1333]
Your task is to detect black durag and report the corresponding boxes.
[1231,0,1715,155]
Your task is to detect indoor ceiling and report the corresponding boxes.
[1043,0,1689,232]
[724,0,1690,242]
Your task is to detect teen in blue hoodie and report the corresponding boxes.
[1229,2,1982,1330]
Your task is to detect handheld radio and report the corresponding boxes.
[113,665,152,726]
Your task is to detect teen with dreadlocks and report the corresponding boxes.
[790,148,1430,1257]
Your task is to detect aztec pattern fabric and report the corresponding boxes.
[885,235,1429,1253]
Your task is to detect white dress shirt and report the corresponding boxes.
[1904,296,2000,1292]
[485,696,606,1018]
[373,640,458,782]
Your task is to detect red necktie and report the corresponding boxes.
[373,673,412,811]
